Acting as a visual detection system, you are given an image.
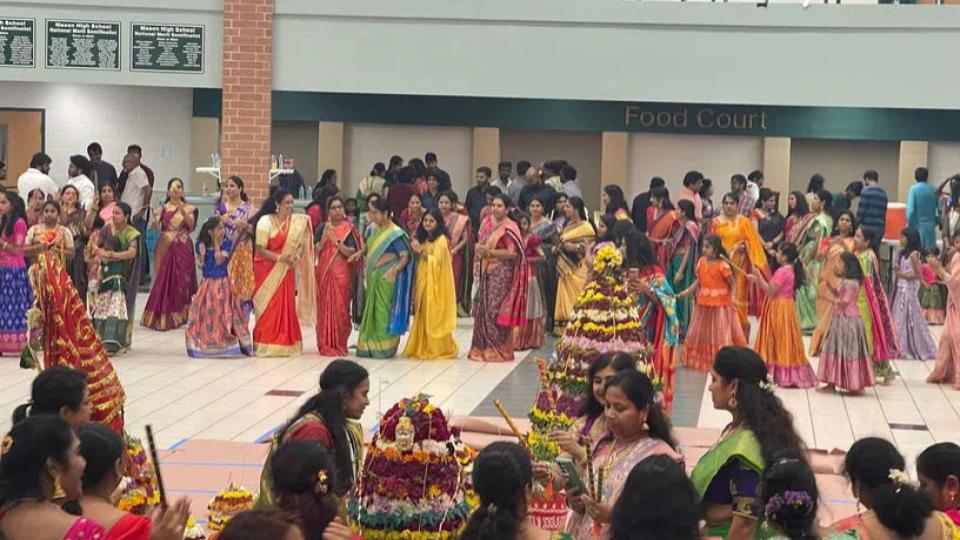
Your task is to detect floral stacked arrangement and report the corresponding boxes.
[207,484,255,531]
[183,517,207,540]
[115,433,161,515]
[348,394,474,540]
[525,245,660,529]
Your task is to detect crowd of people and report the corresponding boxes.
[2,350,959,540]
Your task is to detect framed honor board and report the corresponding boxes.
[131,23,204,73]
[46,19,120,70]
[0,18,35,67]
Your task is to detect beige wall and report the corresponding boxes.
[500,129,603,209]
[272,121,320,192]
[627,133,763,201]
[929,142,960,185]
[789,138,899,201]
[343,124,473,196]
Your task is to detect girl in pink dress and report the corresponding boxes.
[927,234,960,389]
[817,251,875,393]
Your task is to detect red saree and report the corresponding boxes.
[444,211,473,314]
[647,208,679,268]
[253,214,316,357]
[315,221,361,356]
[105,513,151,539]
[29,250,125,432]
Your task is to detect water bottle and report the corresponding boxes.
[270,154,276,170]
[202,182,209,197]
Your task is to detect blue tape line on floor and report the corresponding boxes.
[168,438,188,451]
[254,426,278,444]
[161,461,262,468]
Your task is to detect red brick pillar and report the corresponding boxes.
[220,0,273,202]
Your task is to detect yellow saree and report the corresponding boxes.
[710,215,768,334]
[403,235,459,359]
[554,219,595,331]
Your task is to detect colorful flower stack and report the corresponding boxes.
[206,484,255,531]
[525,245,660,529]
[115,433,161,515]
[348,394,474,540]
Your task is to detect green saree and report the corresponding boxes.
[356,223,412,358]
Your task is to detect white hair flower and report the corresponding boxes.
[888,468,913,490]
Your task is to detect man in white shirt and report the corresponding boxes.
[120,152,153,284]
[491,161,513,193]
[17,153,58,200]
[66,155,96,208]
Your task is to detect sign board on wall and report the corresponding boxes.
[131,23,203,73]
[46,19,120,70]
[0,18,34,67]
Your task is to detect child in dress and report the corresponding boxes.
[679,235,747,372]
[890,227,937,360]
[184,217,253,357]
[817,251,875,393]
[512,212,545,351]
[748,242,816,388]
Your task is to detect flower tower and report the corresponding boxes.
[348,394,475,540]
[525,245,660,529]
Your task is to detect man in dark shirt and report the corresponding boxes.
[386,166,418,218]
[632,176,666,232]
[856,170,888,238]
[87,142,118,187]
[425,152,451,193]
[117,144,156,195]
[517,167,557,213]
[465,167,493,235]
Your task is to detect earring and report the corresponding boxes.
[728,397,738,410]
[52,474,65,500]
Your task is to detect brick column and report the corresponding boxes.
[220,0,274,202]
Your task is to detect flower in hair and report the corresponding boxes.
[888,468,913,490]
[758,374,775,393]
[315,469,329,495]
[0,435,12,455]
[764,490,813,519]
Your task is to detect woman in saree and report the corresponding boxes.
[140,178,198,331]
[670,200,699,340]
[808,210,856,356]
[403,209,458,359]
[552,193,569,231]
[351,192,381,327]
[529,196,560,331]
[602,184,632,222]
[469,193,527,362]
[564,370,682,540]
[438,191,473,316]
[399,192,426,236]
[554,196,595,334]
[250,189,316,357]
[315,197,361,357]
[586,214,617,280]
[356,197,413,359]
[91,202,141,355]
[0,192,33,356]
[512,212,545,351]
[928,234,960,389]
[690,347,806,540]
[25,202,76,263]
[83,183,118,234]
[853,227,899,382]
[749,189,785,317]
[782,191,810,246]
[58,185,90,303]
[647,187,679,268]
[625,230,681,410]
[217,175,257,317]
[790,190,833,335]
[24,188,44,227]
[708,193,769,338]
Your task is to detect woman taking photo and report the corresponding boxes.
[469,193,526,362]
[90,202,140,355]
[216,175,257,317]
[438,191,473,315]
[0,416,105,540]
[0,191,32,356]
[403,208,458,359]
[832,437,960,538]
[58,185,90,303]
[792,190,833,335]
[554,196,595,334]
[185,217,253,358]
[250,189,316,357]
[356,197,413,359]
[708,193,769,337]
[257,359,369,504]
[314,197,361,357]
[690,346,806,540]
[808,210,856,356]
[141,178,198,331]
[565,369,682,540]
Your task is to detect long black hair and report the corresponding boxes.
[777,242,805,290]
[677,199,696,221]
[77,423,124,491]
[899,227,923,263]
[460,442,532,540]
[761,457,820,540]
[115,201,133,225]
[604,185,629,216]
[713,347,806,465]
[250,189,292,229]
[579,352,637,418]
[840,251,864,282]
[604,369,676,450]
[0,415,75,507]
[702,234,728,260]
[162,177,184,204]
[596,214,617,244]
[916,442,960,509]
[806,174,825,194]
[12,366,88,425]
[845,437,932,537]
[1,191,27,237]
[787,191,809,218]
[197,216,222,250]
[567,196,588,221]
[223,175,249,202]
[415,208,448,243]
[270,441,340,540]
[609,455,701,540]
[624,231,656,269]
[279,359,368,492]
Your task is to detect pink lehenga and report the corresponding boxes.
[928,252,960,389]
[140,203,199,330]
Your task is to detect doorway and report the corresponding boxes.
[0,109,44,190]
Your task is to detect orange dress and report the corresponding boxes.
[753,266,816,388]
[682,258,747,372]
[708,215,769,335]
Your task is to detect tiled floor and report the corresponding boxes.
[0,293,958,475]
